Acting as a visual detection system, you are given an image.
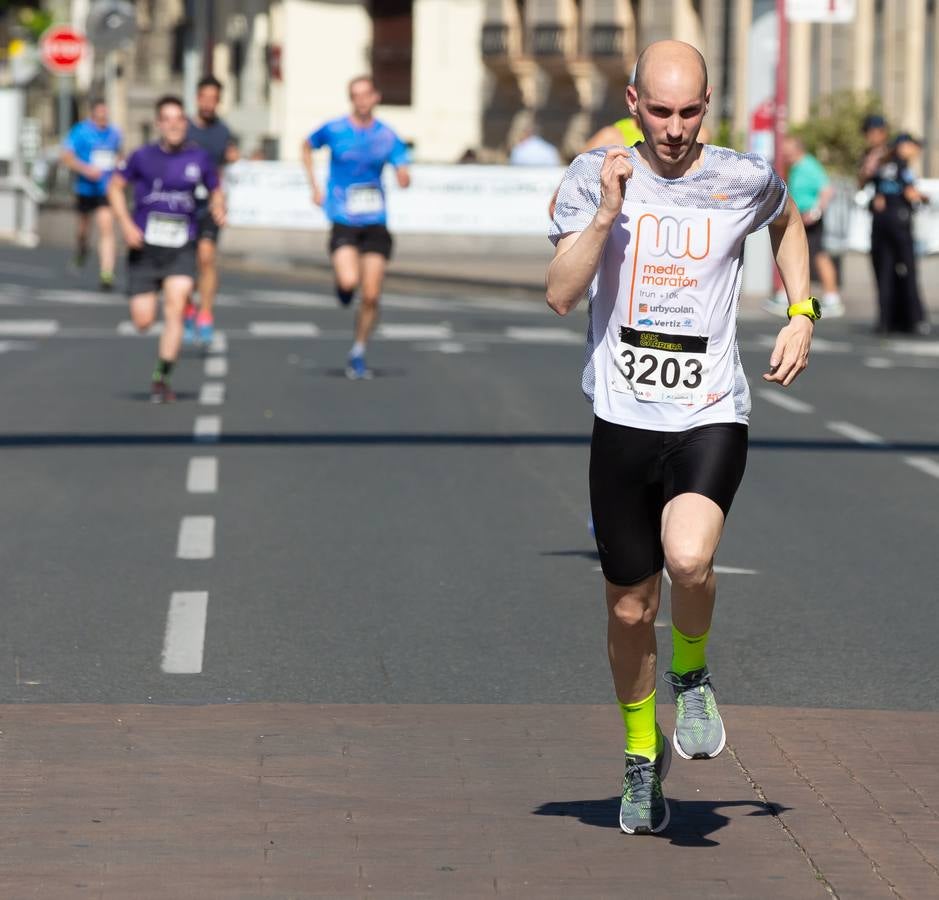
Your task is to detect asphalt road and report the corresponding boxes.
[1,242,937,710]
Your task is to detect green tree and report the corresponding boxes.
[790,91,883,175]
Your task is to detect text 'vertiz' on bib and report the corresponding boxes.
[345,184,384,216]
[144,212,190,249]
[612,327,709,404]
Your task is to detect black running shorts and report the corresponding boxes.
[195,204,221,243]
[589,416,749,586]
[126,242,197,297]
[76,194,109,214]
[805,218,825,259]
[329,223,393,259]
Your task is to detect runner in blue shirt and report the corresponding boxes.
[301,75,411,379]
[60,99,122,289]
[108,95,226,403]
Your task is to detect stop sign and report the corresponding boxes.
[40,26,86,74]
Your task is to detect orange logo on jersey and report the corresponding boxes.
[627,213,711,322]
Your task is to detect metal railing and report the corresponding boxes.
[530,24,565,57]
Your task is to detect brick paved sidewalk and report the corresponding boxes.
[2,704,936,898]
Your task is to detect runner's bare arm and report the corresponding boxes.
[546,148,632,316]
[763,196,813,387]
[395,165,411,189]
[106,171,144,249]
[209,187,227,227]
[300,141,323,206]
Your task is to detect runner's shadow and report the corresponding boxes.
[122,391,200,403]
[311,366,409,379]
[541,549,600,562]
[533,796,788,847]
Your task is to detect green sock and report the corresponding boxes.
[671,624,709,675]
[618,689,659,760]
[152,358,174,381]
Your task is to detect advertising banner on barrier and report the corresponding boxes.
[225,161,564,235]
[225,161,939,253]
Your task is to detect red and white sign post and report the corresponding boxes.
[39,25,86,74]
[40,26,87,140]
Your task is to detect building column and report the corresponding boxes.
[733,0,752,142]
[671,0,704,49]
[852,0,874,94]
[903,0,926,135]
[788,20,811,124]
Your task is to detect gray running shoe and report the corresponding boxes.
[619,729,671,835]
[665,667,726,760]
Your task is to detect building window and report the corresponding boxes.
[370,0,413,106]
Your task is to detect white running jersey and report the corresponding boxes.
[550,144,787,431]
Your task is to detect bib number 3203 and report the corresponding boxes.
[613,326,708,404]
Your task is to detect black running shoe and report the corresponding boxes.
[150,379,177,404]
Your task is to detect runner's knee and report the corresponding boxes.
[608,592,657,629]
[664,547,712,589]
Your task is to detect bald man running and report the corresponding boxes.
[547,41,815,835]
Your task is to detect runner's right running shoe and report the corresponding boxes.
[345,353,371,380]
[150,379,177,404]
[620,731,671,835]
[665,667,726,760]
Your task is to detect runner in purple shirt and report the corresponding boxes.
[108,95,226,403]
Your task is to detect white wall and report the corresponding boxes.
[276,0,485,163]
[279,0,372,160]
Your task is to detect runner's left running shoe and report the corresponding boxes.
[150,378,177,404]
[183,303,197,344]
[665,667,726,760]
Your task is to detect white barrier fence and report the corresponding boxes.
[225,161,562,236]
[225,161,939,253]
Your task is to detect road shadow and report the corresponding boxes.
[121,391,200,403]
[533,796,788,847]
[541,549,599,562]
[2,432,939,451]
[308,366,409,380]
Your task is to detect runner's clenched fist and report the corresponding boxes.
[599,147,633,220]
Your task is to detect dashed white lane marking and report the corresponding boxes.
[177,516,215,560]
[415,340,467,354]
[904,456,939,480]
[825,421,886,445]
[161,591,208,674]
[887,340,939,357]
[117,320,163,336]
[757,334,852,353]
[865,357,893,369]
[0,319,59,336]
[204,356,228,377]
[505,326,581,344]
[714,566,759,575]
[187,457,218,494]
[199,382,226,406]
[209,332,228,354]
[0,340,35,353]
[378,323,453,340]
[757,388,814,414]
[35,289,122,306]
[193,415,222,443]
[248,321,320,337]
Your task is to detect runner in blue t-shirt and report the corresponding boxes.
[301,75,411,379]
[60,99,122,289]
[108,95,226,403]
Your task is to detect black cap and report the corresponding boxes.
[893,132,922,147]
[861,114,887,132]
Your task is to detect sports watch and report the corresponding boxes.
[787,297,822,321]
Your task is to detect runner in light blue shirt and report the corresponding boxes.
[301,75,411,379]
[60,98,123,288]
